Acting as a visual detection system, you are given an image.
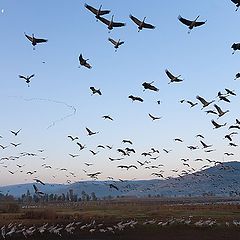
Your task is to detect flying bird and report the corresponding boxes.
[79,54,92,69]
[186,100,198,108]
[142,82,159,92]
[10,129,22,136]
[19,74,34,87]
[196,95,214,109]
[234,72,240,80]
[68,135,78,141]
[211,119,227,129]
[98,15,125,32]
[231,0,240,11]
[128,95,144,102]
[90,87,102,95]
[148,113,161,121]
[122,139,133,144]
[102,115,113,121]
[165,69,183,84]
[33,184,44,196]
[109,183,119,190]
[200,140,212,148]
[84,3,110,20]
[24,33,48,49]
[214,104,229,118]
[129,14,155,31]
[108,38,124,51]
[178,15,206,33]
[86,127,99,136]
[34,179,45,185]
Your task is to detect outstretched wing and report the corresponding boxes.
[29,74,35,79]
[33,184,38,193]
[214,104,222,115]
[129,14,141,26]
[108,38,117,45]
[165,69,175,80]
[112,21,125,27]
[178,15,192,26]
[19,75,27,80]
[194,21,206,27]
[35,37,48,43]
[98,16,110,26]
[196,95,208,105]
[84,3,98,15]
[25,33,33,43]
[143,22,155,29]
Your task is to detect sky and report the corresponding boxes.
[0,0,240,186]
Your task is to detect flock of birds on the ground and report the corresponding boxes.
[1,216,240,239]
[1,1,240,198]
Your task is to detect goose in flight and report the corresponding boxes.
[69,154,79,158]
[10,129,22,136]
[186,100,198,108]
[196,95,214,109]
[84,3,110,20]
[33,184,44,196]
[90,87,102,95]
[79,54,92,69]
[231,0,240,11]
[122,139,133,144]
[34,178,45,185]
[178,15,206,33]
[200,140,212,148]
[10,142,21,147]
[225,88,236,96]
[77,142,86,150]
[19,74,34,87]
[128,95,143,102]
[165,69,183,84]
[149,113,161,121]
[102,115,113,121]
[109,183,119,190]
[98,15,125,32]
[108,38,124,51]
[68,135,78,141]
[142,82,159,92]
[214,104,229,118]
[234,72,240,80]
[129,14,155,32]
[211,120,227,129]
[86,127,99,136]
[25,33,47,49]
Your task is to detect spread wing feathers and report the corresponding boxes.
[214,104,223,115]
[108,38,117,45]
[35,38,48,43]
[129,14,142,26]
[33,184,38,192]
[98,16,110,25]
[165,69,176,80]
[211,120,220,128]
[98,16,125,27]
[178,15,193,26]
[25,34,33,42]
[196,95,208,105]
[194,21,206,27]
[231,0,239,3]
[84,4,110,16]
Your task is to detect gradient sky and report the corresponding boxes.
[0,0,240,186]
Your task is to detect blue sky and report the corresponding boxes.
[0,0,240,186]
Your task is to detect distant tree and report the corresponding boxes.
[91,192,97,201]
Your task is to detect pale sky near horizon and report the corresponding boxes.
[1,0,240,186]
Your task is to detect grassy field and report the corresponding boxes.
[1,198,240,239]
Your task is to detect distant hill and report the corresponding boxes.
[1,161,240,199]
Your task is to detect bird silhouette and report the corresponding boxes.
[98,15,125,32]
[19,74,34,87]
[178,15,206,33]
[10,129,22,136]
[128,95,144,102]
[234,72,240,80]
[231,0,240,11]
[33,184,44,195]
[79,54,92,69]
[68,135,78,141]
[10,143,21,147]
[200,140,212,148]
[142,82,159,92]
[129,14,155,31]
[77,142,86,150]
[149,114,161,121]
[109,183,119,190]
[122,139,133,144]
[90,87,102,95]
[25,33,47,49]
[165,69,183,84]
[214,104,229,118]
[102,115,113,121]
[86,127,99,136]
[196,95,214,109]
[186,100,198,108]
[211,119,227,129]
[108,38,124,51]
[84,3,110,20]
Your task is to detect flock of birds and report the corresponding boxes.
[1,217,240,238]
[1,1,240,198]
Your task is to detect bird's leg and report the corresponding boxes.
[232,50,235,55]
